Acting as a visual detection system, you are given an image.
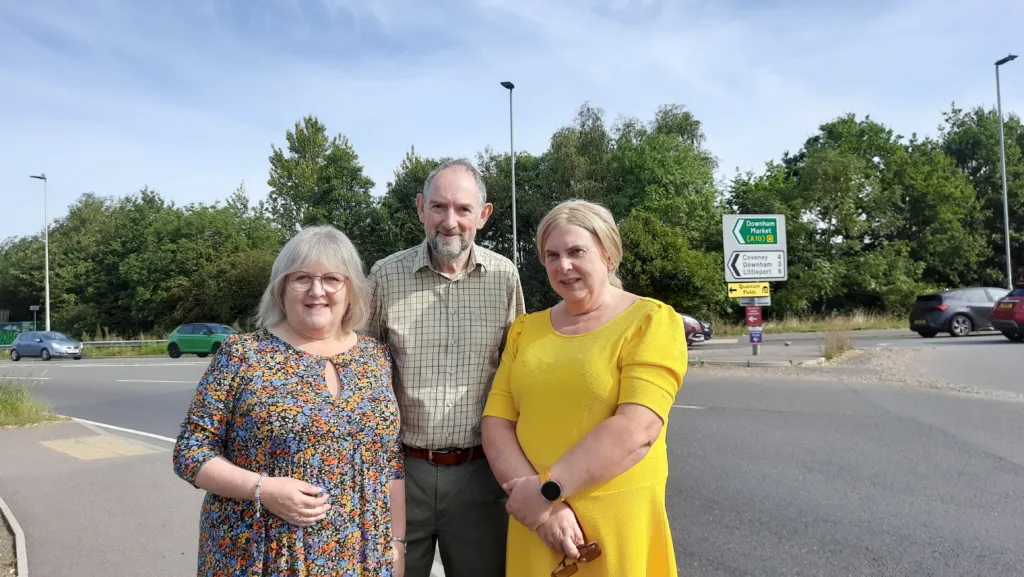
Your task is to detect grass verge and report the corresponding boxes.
[0,381,63,427]
[712,311,905,337]
[85,343,168,357]
[819,319,855,361]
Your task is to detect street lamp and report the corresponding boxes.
[29,173,50,331]
[500,80,517,267]
[995,53,1017,289]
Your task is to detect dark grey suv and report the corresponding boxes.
[909,287,1010,338]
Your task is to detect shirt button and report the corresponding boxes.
[447,400,455,408]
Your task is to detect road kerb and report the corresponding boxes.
[690,356,827,368]
[0,493,28,577]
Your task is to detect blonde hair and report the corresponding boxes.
[256,225,371,332]
[536,199,624,289]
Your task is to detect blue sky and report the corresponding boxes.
[2,0,1023,241]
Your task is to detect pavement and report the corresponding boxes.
[3,332,1024,575]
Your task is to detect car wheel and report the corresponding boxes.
[917,330,937,338]
[10,349,20,361]
[948,315,972,337]
[73,356,82,360]
[211,342,221,354]
[168,343,181,358]
[40,348,51,361]
[197,352,209,358]
[1004,332,1024,342]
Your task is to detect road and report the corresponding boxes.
[3,335,1024,575]
[696,326,1013,350]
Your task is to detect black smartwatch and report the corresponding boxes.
[540,471,563,503]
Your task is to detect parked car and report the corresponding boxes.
[9,331,84,361]
[167,323,237,358]
[990,285,1024,342]
[908,286,1010,338]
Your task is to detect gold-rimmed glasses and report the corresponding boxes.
[551,541,602,576]
[286,271,347,293]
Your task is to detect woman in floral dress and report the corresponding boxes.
[173,225,406,577]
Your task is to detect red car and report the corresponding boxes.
[681,314,704,346]
[991,285,1024,342]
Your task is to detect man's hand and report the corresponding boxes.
[537,502,585,558]
[503,475,554,531]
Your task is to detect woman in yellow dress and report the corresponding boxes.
[482,199,688,576]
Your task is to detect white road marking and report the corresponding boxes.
[672,404,707,409]
[60,416,177,444]
[0,361,207,369]
[116,379,196,384]
[877,343,890,347]
[706,338,738,344]
[0,375,50,380]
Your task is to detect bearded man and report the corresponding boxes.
[366,158,525,577]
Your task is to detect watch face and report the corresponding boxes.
[541,480,561,501]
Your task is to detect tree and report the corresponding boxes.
[266,115,377,247]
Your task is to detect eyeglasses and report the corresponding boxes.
[551,541,601,576]
[286,272,348,293]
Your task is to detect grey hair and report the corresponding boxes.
[422,158,487,206]
[256,225,371,332]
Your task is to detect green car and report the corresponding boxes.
[167,323,237,358]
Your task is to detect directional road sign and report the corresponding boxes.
[723,214,788,282]
[745,306,762,326]
[749,326,763,344]
[738,296,771,306]
[728,282,770,298]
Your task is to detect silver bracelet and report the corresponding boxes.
[254,472,267,518]
[391,536,407,552]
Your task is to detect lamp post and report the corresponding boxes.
[29,174,50,331]
[995,53,1017,289]
[500,81,517,267]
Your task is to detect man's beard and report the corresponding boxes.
[428,227,472,262]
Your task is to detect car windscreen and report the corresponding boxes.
[1009,288,1024,297]
[915,294,942,303]
[213,325,236,334]
[42,332,70,340]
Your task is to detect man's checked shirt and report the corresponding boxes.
[366,241,526,450]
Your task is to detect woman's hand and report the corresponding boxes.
[258,477,330,526]
[537,502,585,558]
[391,541,406,577]
[503,475,555,531]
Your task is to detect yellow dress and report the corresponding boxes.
[483,297,688,577]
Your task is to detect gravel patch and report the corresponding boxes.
[0,519,14,576]
[689,347,1024,403]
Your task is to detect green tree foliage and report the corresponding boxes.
[1,100,1021,337]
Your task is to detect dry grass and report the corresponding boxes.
[85,343,168,357]
[712,311,905,337]
[0,381,62,427]
[820,319,855,361]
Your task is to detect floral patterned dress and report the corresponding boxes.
[173,328,403,577]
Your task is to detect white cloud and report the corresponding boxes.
[1,0,1022,241]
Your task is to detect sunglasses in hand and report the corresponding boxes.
[551,541,601,576]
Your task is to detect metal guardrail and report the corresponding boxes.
[0,339,168,351]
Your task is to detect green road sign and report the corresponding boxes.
[732,217,779,245]
[722,214,788,282]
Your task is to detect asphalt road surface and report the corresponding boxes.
[4,335,1023,575]
[697,326,1014,351]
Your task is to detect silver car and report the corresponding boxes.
[10,331,84,361]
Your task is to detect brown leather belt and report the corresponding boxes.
[403,444,486,466]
